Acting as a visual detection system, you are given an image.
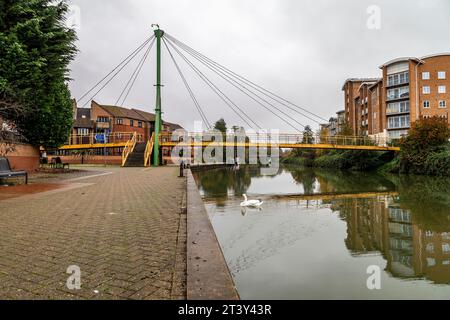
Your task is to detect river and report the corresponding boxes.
[192,165,450,299]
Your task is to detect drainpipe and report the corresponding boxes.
[414,60,424,121]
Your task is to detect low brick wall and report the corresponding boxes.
[48,155,122,166]
[2,143,40,172]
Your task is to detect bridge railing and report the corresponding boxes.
[65,132,144,146]
[157,132,396,148]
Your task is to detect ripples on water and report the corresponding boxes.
[193,165,450,299]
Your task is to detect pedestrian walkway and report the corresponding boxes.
[0,166,186,299]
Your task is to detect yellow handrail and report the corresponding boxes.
[121,132,137,166]
[144,132,155,167]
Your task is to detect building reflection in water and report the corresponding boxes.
[334,196,450,284]
[194,165,450,285]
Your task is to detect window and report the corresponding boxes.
[77,128,89,136]
[426,243,435,253]
[423,100,430,108]
[387,101,410,114]
[388,115,410,129]
[439,100,447,108]
[97,117,109,123]
[388,71,409,86]
[427,258,436,267]
[130,119,134,127]
[387,86,409,100]
[423,86,430,94]
[117,118,123,125]
[438,85,446,94]
[438,71,446,79]
[138,121,143,128]
[422,72,430,80]
[443,243,450,253]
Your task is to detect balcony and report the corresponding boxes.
[386,86,410,102]
[387,102,410,115]
[387,72,410,88]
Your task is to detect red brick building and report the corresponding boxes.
[341,53,450,140]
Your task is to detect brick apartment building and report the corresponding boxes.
[72,100,182,142]
[61,100,183,162]
[340,53,450,139]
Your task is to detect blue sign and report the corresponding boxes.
[95,133,105,143]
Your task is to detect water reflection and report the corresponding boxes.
[193,165,450,297]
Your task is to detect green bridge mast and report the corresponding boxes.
[152,24,164,166]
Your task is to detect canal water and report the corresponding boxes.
[192,165,450,299]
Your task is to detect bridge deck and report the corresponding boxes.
[57,132,401,152]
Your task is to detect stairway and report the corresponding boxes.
[124,142,146,167]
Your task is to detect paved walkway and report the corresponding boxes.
[0,166,186,299]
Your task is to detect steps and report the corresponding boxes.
[124,142,146,167]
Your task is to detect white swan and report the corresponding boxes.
[240,194,263,207]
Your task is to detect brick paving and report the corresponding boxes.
[0,166,186,300]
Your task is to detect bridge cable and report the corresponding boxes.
[116,37,156,106]
[80,39,153,108]
[166,33,329,124]
[170,40,321,127]
[165,37,306,132]
[78,35,155,105]
[162,38,211,129]
[164,36,261,130]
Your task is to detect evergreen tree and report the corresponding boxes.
[0,0,77,147]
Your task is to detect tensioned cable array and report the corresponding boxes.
[75,29,329,133]
[164,36,306,132]
[162,38,211,129]
[164,37,261,129]
[165,33,329,124]
[77,35,155,107]
[115,38,156,106]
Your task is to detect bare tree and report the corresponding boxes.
[0,94,26,157]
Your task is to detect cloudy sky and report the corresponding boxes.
[68,0,450,132]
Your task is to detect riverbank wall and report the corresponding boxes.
[186,168,239,300]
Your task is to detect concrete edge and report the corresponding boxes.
[186,169,240,300]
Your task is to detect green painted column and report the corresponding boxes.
[153,27,164,166]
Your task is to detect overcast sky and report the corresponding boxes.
[68,0,450,132]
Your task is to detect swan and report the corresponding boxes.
[240,194,263,207]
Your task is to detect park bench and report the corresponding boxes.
[0,157,28,184]
[51,157,70,170]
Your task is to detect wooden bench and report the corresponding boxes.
[0,157,28,184]
[51,157,69,170]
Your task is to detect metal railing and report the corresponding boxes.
[121,132,137,166]
[144,132,155,167]
[157,132,399,149]
[65,132,142,146]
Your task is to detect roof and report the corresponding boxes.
[90,101,183,129]
[93,101,147,121]
[378,57,422,69]
[357,79,381,91]
[368,79,383,90]
[164,121,184,131]
[341,78,381,90]
[420,52,450,60]
[336,110,345,115]
[132,109,156,122]
[73,108,94,128]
